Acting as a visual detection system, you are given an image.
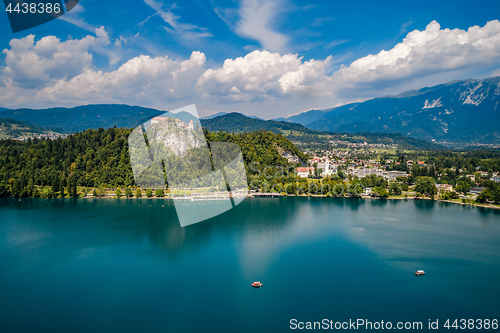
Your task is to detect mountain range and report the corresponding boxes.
[0,76,498,145]
[0,104,162,133]
[200,113,443,150]
[279,76,500,144]
[0,105,443,150]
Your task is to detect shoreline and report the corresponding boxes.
[17,193,497,211]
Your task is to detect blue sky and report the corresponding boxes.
[1,0,500,118]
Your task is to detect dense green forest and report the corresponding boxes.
[0,127,307,198]
[0,127,134,197]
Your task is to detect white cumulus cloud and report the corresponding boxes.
[2,20,500,118]
[334,20,500,88]
[2,27,110,89]
[36,51,206,105]
[197,50,332,102]
[198,19,500,103]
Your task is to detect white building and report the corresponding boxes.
[296,167,315,178]
[382,171,408,181]
[317,159,338,177]
[491,176,500,183]
[357,168,408,181]
[436,184,453,191]
[357,168,383,178]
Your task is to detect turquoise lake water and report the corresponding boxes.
[0,197,499,332]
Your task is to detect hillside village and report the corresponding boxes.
[278,146,500,205]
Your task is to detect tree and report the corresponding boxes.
[414,176,437,198]
[476,180,500,204]
[389,182,402,195]
[51,172,60,196]
[81,188,90,197]
[68,176,78,197]
[115,188,122,198]
[155,188,165,197]
[0,181,9,197]
[125,187,133,198]
[373,186,389,198]
[146,189,153,197]
[348,182,363,197]
[135,188,142,198]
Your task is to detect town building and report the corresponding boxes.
[382,171,408,181]
[296,167,315,178]
[436,184,453,191]
[491,176,500,183]
[317,160,338,177]
[357,168,383,178]
[282,151,299,164]
[356,168,408,181]
[470,186,486,194]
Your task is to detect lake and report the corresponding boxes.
[0,197,499,332]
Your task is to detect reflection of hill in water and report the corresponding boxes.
[0,198,298,262]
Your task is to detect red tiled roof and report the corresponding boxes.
[296,167,314,172]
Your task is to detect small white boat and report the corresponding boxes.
[415,270,425,275]
[251,282,263,288]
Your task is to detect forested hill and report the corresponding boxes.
[201,113,444,150]
[0,104,162,132]
[200,112,310,133]
[0,118,65,139]
[0,127,305,197]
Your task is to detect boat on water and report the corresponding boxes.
[251,282,263,288]
[415,270,425,275]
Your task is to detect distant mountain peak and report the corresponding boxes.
[289,75,500,144]
[201,112,229,119]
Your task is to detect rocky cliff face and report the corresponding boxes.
[146,121,204,158]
